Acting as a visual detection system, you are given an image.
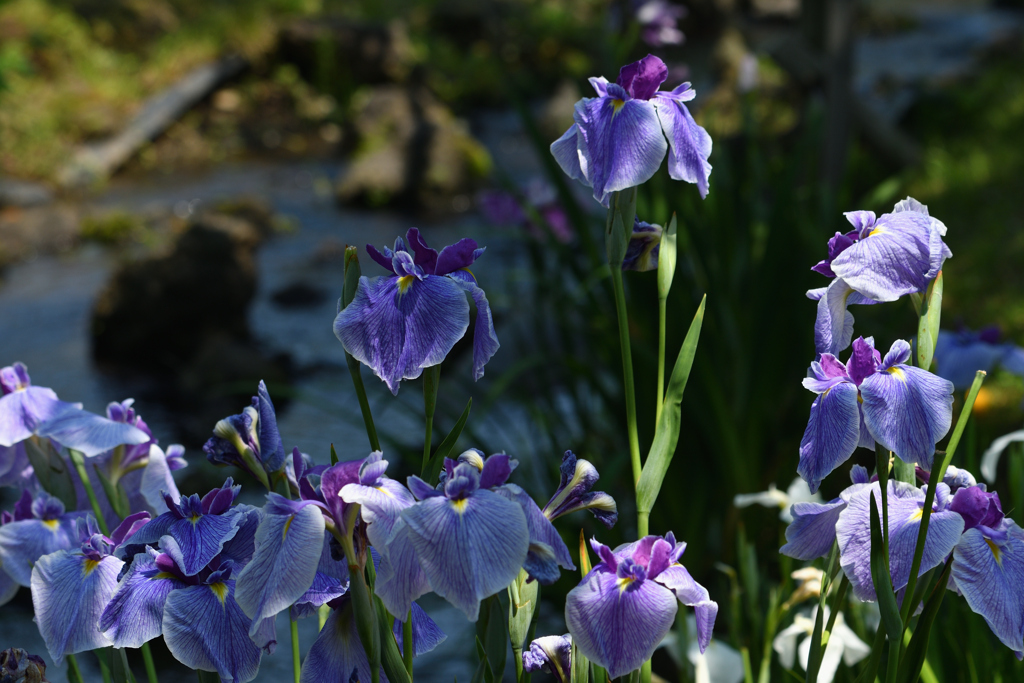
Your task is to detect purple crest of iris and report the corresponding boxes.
[0,490,83,588]
[811,197,951,303]
[798,336,954,493]
[550,54,712,206]
[29,512,148,662]
[203,380,287,486]
[542,450,618,527]
[934,326,1024,391]
[835,480,964,602]
[622,218,663,272]
[340,451,416,549]
[523,634,573,683]
[635,0,687,47]
[334,228,500,395]
[565,534,717,679]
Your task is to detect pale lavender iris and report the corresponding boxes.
[542,450,618,527]
[551,54,712,205]
[781,465,871,561]
[523,634,572,683]
[0,490,82,587]
[565,534,717,679]
[934,326,1024,390]
[798,337,954,493]
[340,451,416,549]
[811,197,950,303]
[806,280,878,356]
[334,228,499,395]
[203,381,287,485]
[622,218,662,272]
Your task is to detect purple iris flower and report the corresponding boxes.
[565,534,717,678]
[835,480,964,602]
[115,479,243,576]
[523,634,573,683]
[30,512,148,662]
[635,0,687,47]
[811,197,951,303]
[0,363,149,457]
[798,337,954,493]
[203,381,287,488]
[542,450,618,527]
[375,451,571,621]
[340,451,416,549]
[334,228,500,395]
[622,218,662,272]
[806,280,879,356]
[0,441,31,489]
[934,326,1024,390]
[781,465,871,561]
[479,179,573,243]
[551,54,712,205]
[0,490,83,587]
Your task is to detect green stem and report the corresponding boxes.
[899,371,985,626]
[318,603,330,631]
[656,297,667,426]
[403,609,414,677]
[69,450,110,536]
[140,642,159,683]
[876,447,890,556]
[291,617,302,683]
[422,365,440,476]
[885,637,900,683]
[637,510,649,538]
[610,265,642,486]
[97,649,113,683]
[67,653,84,683]
[347,354,381,452]
[854,626,887,683]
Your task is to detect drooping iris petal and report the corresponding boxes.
[574,93,668,204]
[543,452,618,527]
[374,519,433,620]
[400,489,529,620]
[565,567,678,678]
[30,551,121,662]
[234,498,326,635]
[797,381,860,494]
[393,601,447,657]
[220,505,264,567]
[652,93,712,199]
[0,515,79,586]
[0,567,18,607]
[447,271,501,381]
[0,442,30,487]
[654,564,717,653]
[951,525,1024,653]
[0,386,70,447]
[813,278,878,356]
[860,361,953,468]
[836,481,964,601]
[550,124,586,184]
[300,599,378,683]
[35,405,149,457]
[494,483,574,583]
[334,274,470,395]
[100,551,185,648]
[163,581,265,683]
[291,571,349,620]
[138,444,181,514]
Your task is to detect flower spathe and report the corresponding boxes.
[565,533,717,679]
[203,381,287,485]
[334,228,500,395]
[798,337,954,493]
[550,54,712,205]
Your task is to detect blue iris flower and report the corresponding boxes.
[0,490,83,590]
[934,326,1024,390]
[334,228,500,395]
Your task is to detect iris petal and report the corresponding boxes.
[652,95,712,199]
[340,479,416,549]
[781,497,849,561]
[654,565,717,653]
[550,124,586,184]
[162,513,241,576]
[813,278,878,356]
[0,517,79,586]
[797,381,861,494]
[495,484,574,580]
[0,387,68,447]
[447,272,500,381]
[375,518,432,619]
[951,525,1024,653]
[100,551,185,648]
[300,599,377,683]
[334,274,470,395]
[393,601,447,656]
[36,405,150,457]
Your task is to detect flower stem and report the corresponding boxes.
[140,642,159,683]
[610,265,642,486]
[403,609,414,676]
[67,653,84,683]
[68,449,110,536]
[347,354,381,452]
[656,298,667,426]
[291,617,301,683]
[422,365,440,476]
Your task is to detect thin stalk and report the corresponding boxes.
[610,265,642,486]
[347,354,381,452]
[67,653,84,683]
[854,626,887,683]
[318,604,330,631]
[140,642,159,683]
[403,609,414,677]
[290,618,301,683]
[823,575,850,636]
[69,450,110,536]
[637,511,649,538]
[876,447,890,555]
[899,371,985,627]
[422,365,440,476]
[885,638,899,683]
[97,650,112,683]
[656,297,667,426]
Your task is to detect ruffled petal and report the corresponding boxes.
[951,525,1024,653]
[334,275,470,395]
[374,518,432,619]
[340,479,415,549]
[860,364,954,468]
[299,600,378,683]
[550,124,587,184]
[654,565,718,653]
[653,96,712,198]
[780,498,848,561]
[100,551,185,648]
[234,503,326,635]
[30,551,121,661]
[164,513,242,576]
[797,381,861,494]
[162,581,266,683]
[434,238,480,276]
[36,405,149,457]
[565,568,678,678]
[574,96,667,203]
[447,271,500,381]
[400,489,529,621]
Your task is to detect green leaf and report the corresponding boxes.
[896,561,952,683]
[508,570,538,652]
[94,466,130,520]
[374,592,412,683]
[606,208,629,267]
[636,296,706,513]
[484,595,507,683]
[425,398,473,484]
[110,648,137,683]
[330,443,339,465]
[916,272,943,371]
[869,494,904,641]
[22,436,76,510]
[657,214,678,301]
[471,637,489,683]
[342,245,361,310]
[571,641,589,683]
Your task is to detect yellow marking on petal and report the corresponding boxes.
[460,267,476,281]
[397,275,416,295]
[887,366,906,382]
[190,514,201,525]
[210,582,229,604]
[452,498,469,515]
[908,508,923,522]
[83,559,100,576]
[42,519,59,530]
[282,515,294,541]
[153,572,178,581]
[616,576,635,593]
[986,538,1003,566]
[868,227,885,237]
[611,99,626,115]
[375,486,393,497]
